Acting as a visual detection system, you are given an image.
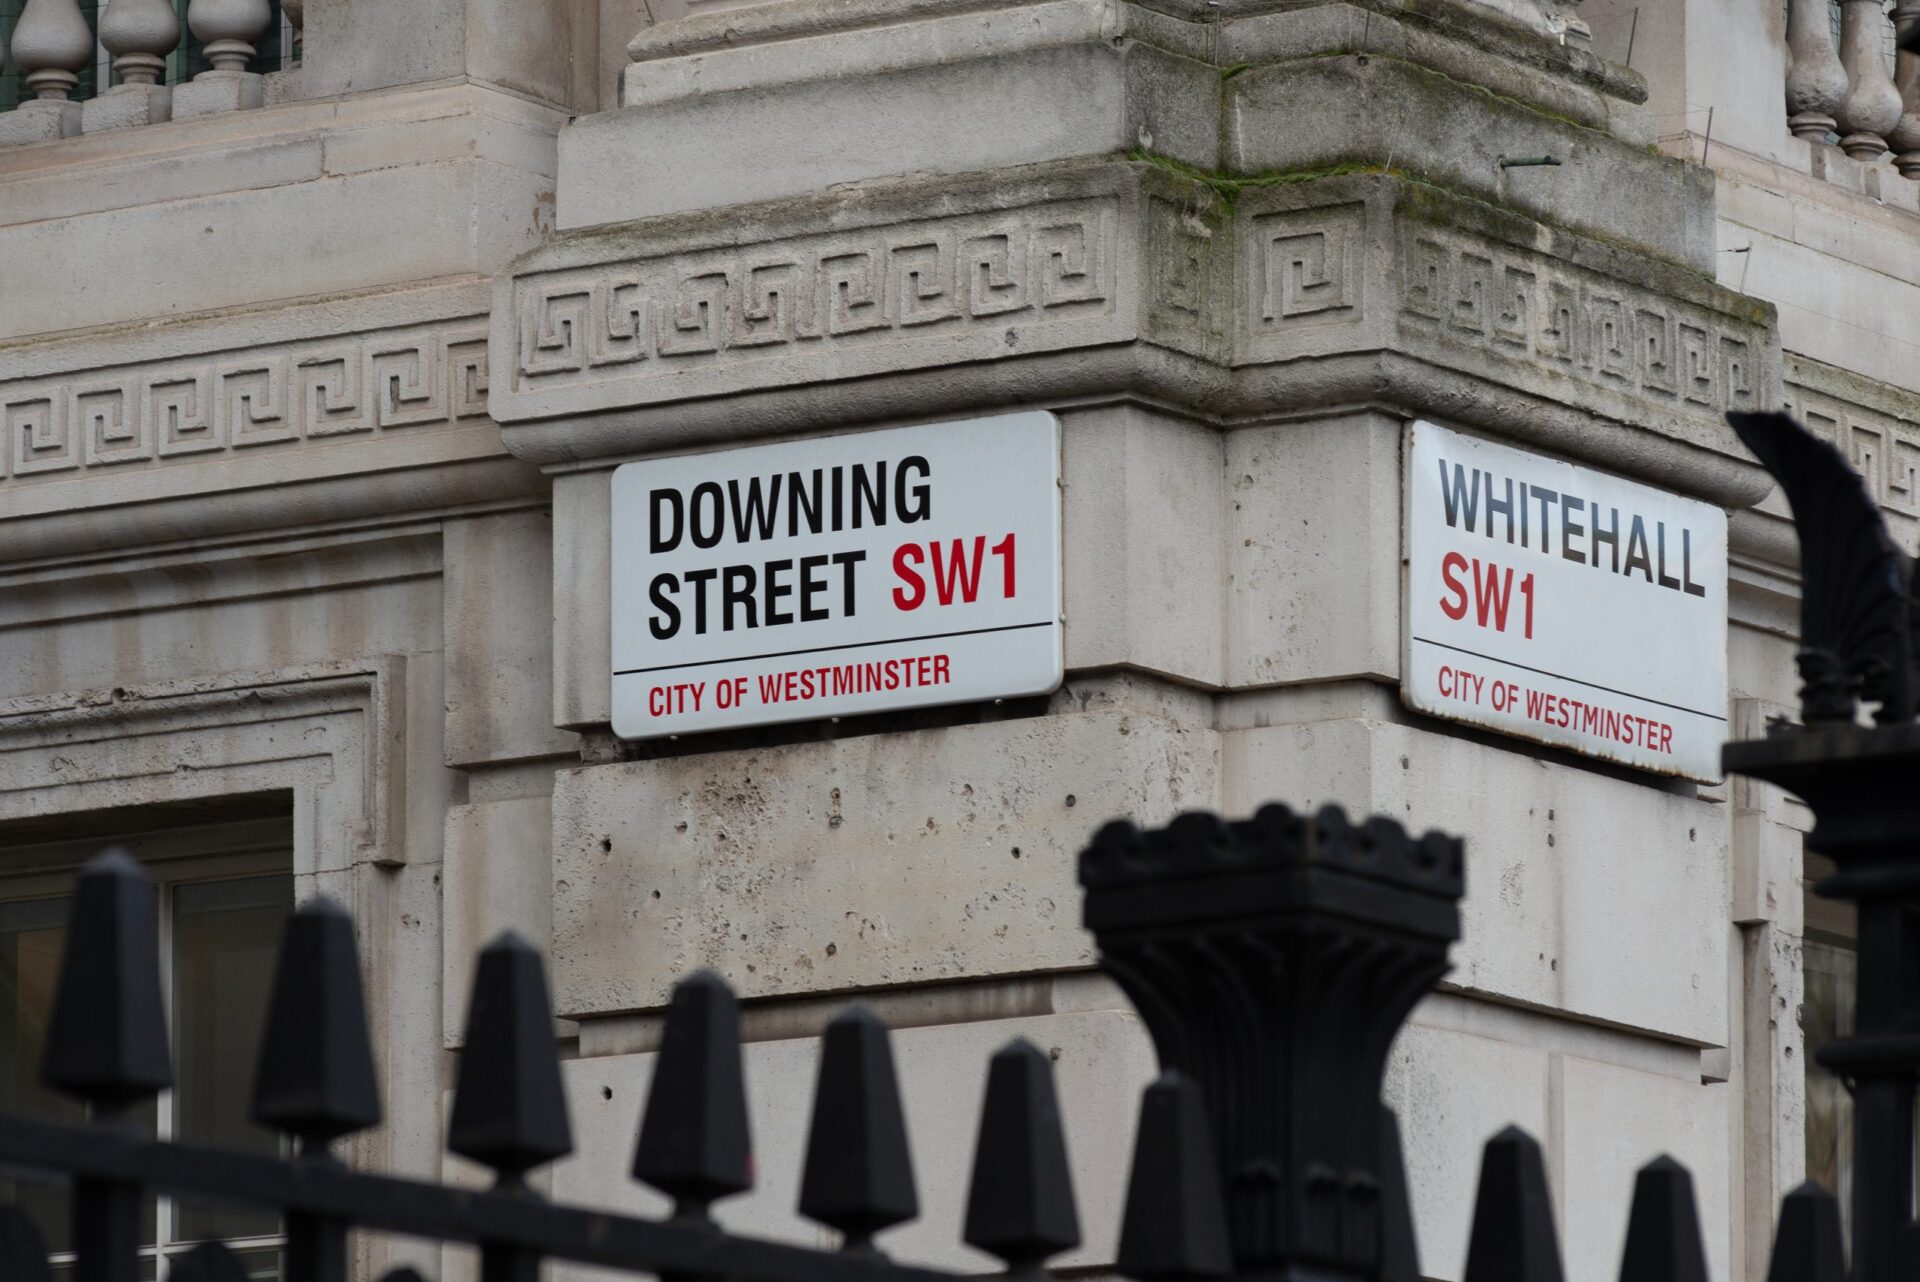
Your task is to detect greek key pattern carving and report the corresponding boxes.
[2,324,489,483]
[1399,229,1764,414]
[512,202,1115,391]
[1248,204,1364,331]
[1784,365,1920,521]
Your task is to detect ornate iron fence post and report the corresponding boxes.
[1722,411,1920,1282]
[1079,806,1464,1282]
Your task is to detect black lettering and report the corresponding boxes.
[790,468,824,536]
[799,555,831,622]
[1683,528,1707,598]
[1485,475,1516,542]
[649,574,680,640]
[689,482,724,549]
[853,463,887,528]
[898,456,932,523]
[723,565,758,630]
[764,558,794,627]
[683,567,717,635]
[1590,504,1620,572]
[1624,515,1654,581]
[833,549,866,615]
[1528,485,1558,555]
[1656,521,1681,590]
[1560,496,1586,564]
[1439,461,1480,532]
[650,489,684,553]
[727,476,781,542]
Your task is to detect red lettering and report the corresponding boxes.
[1473,560,1513,631]
[930,537,987,605]
[992,532,1016,598]
[893,544,926,610]
[1440,552,1468,620]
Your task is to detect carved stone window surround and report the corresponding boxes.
[0,658,414,874]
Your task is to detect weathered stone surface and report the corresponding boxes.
[549,701,1220,1017]
[1060,405,1226,685]
[1227,712,1730,1047]
[1558,1054,1732,1282]
[1225,413,1402,687]
[79,85,171,133]
[169,70,263,119]
[443,794,555,1045]
[0,83,562,344]
[443,510,578,767]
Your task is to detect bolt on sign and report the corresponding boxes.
[1403,420,1729,781]
[610,412,1064,739]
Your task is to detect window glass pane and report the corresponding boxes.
[171,874,291,1245]
[0,893,157,1251]
[1804,937,1856,1236]
[0,896,80,1250]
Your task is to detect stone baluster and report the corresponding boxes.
[1835,0,1903,159]
[87,0,181,132]
[1890,1,1920,176]
[173,0,272,118]
[1787,0,1850,140]
[0,0,94,144]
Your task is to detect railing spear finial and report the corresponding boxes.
[799,1006,918,1252]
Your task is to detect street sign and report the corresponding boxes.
[1402,420,1728,781]
[611,412,1063,739]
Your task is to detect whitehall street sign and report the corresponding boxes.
[611,412,1063,739]
[1402,420,1728,781]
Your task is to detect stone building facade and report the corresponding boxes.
[0,0,1908,1278]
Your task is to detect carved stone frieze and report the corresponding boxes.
[1395,224,1764,417]
[492,165,1777,506]
[499,195,1124,420]
[1,321,490,484]
[1782,353,1920,532]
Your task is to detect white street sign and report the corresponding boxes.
[611,413,1063,739]
[1403,420,1728,781]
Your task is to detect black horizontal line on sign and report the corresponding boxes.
[615,621,1057,677]
[1410,636,1728,722]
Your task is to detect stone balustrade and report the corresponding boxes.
[1785,0,1920,170]
[0,0,298,145]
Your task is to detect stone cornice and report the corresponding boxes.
[490,162,1778,508]
[0,282,545,567]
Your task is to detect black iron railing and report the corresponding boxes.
[0,410,1912,1282]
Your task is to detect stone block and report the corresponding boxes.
[1384,1018,1552,1281]
[551,1006,1157,1271]
[1061,405,1226,686]
[552,470,614,729]
[1227,716,1730,1047]
[80,85,171,133]
[443,795,555,1045]
[564,40,1130,227]
[548,703,1220,1017]
[1225,413,1401,688]
[170,71,264,120]
[0,85,559,343]
[0,100,80,146]
[1557,1056,1731,1282]
[444,509,579,766]
[1224,54,1715,274]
